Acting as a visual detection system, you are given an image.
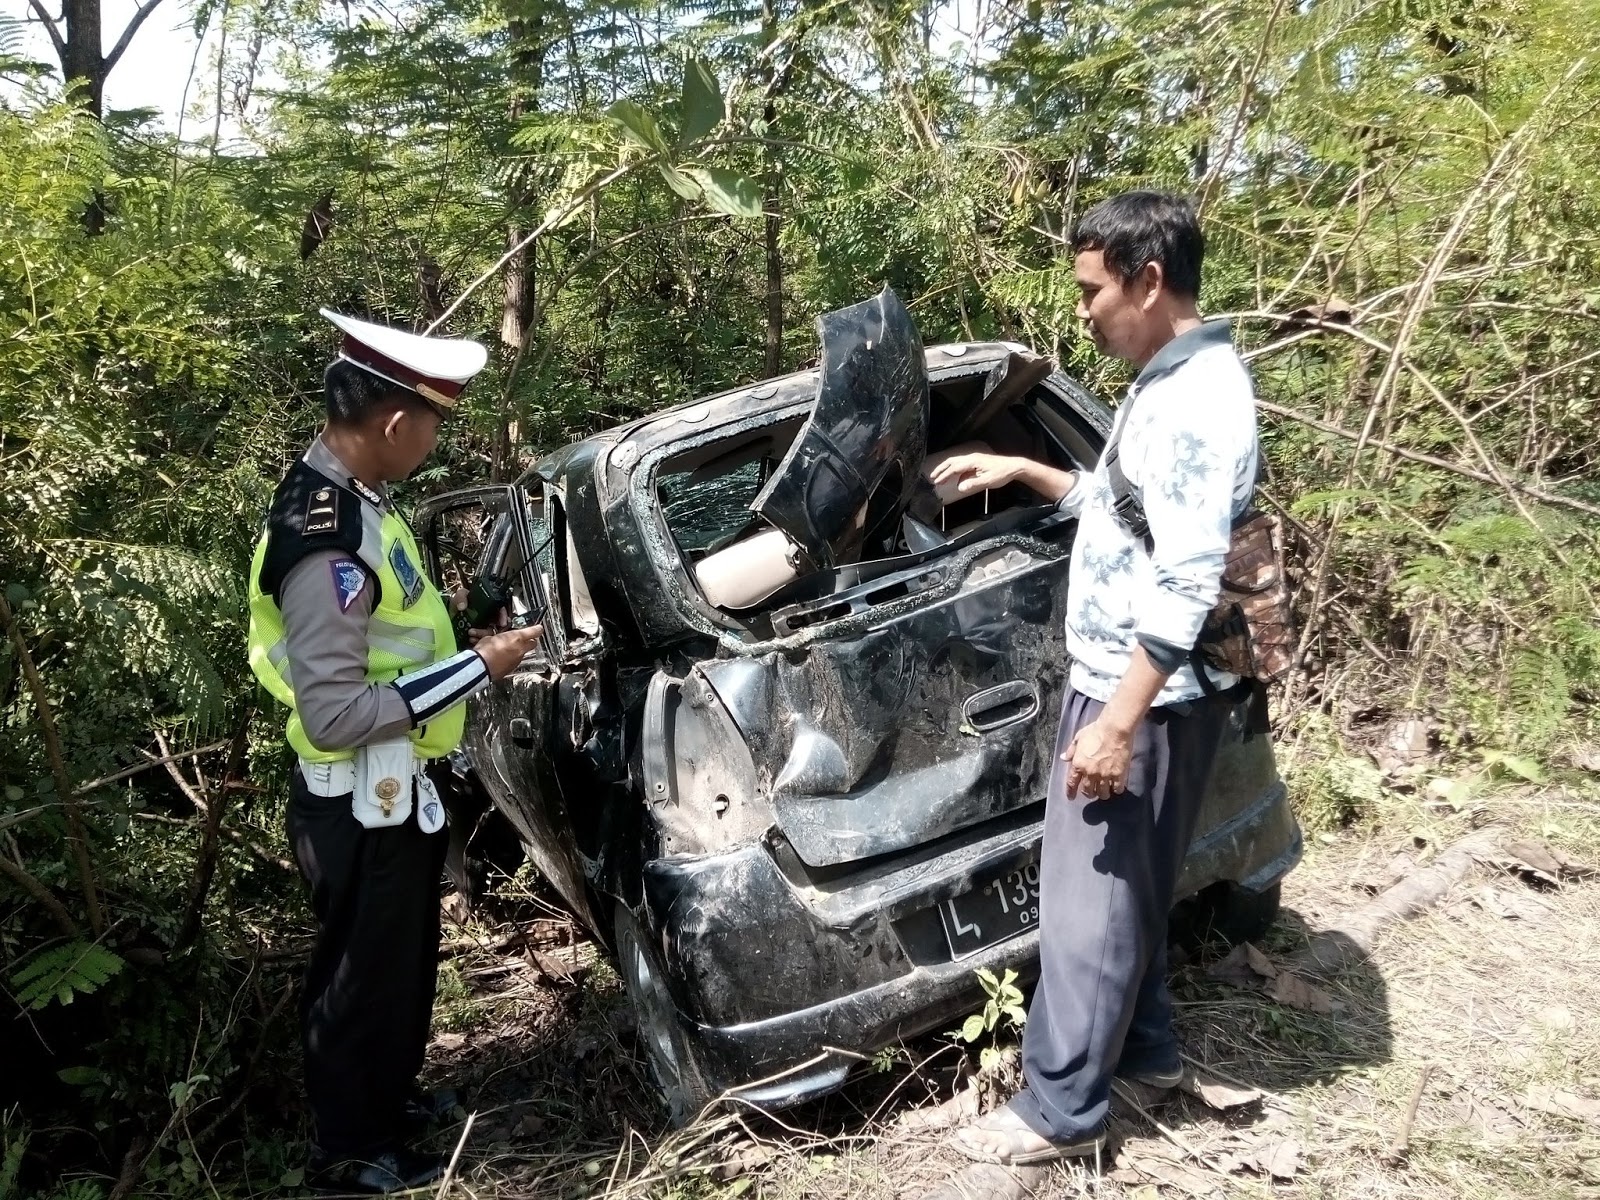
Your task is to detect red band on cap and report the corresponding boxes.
[340,335,464,406]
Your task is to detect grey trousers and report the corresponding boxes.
[1009,685,1231,1143]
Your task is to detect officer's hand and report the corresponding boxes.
[475,624,544,680]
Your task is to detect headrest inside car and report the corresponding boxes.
[694,527,804,610]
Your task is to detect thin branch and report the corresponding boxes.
[425,160,640,332]
[1228,309,1600,521]
[0,593,103,934]
[128,812,295,873]
[1199,0,1290,214]
[26,0,66,64]
[172,714,251,955]
[0,853,80,938]
[1252,395,1600,520]
[74,737,232,796]
[191,974,295,1145]
[103,0,169,75]
[149,729,210,818]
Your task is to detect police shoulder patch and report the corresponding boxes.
[303,485,340,535]
[329,557,368,612]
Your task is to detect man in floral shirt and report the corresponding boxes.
[933,191,1259,1165]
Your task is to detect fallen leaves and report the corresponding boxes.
[1253,1138,1303,1180]
[1110,1122,1302,1192]
[1473,837,1599,891]
[1181,1074,1262,1111]
[1206,942,1340,1014]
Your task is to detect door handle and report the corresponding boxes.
[510,717,536,748]
[962,681,1039,733]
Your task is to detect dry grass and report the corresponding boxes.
[413,782,1600,1200]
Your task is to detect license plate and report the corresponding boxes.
[938,860,1042,959]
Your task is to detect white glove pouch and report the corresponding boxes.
[352,736,415,829]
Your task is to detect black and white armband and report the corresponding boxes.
[390,650,490,726]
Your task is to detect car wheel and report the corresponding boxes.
[1205,880,1283,946]
[612,902,716,1127]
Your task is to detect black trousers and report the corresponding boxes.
[287,768,446,1158]
[1010,686,1231,1143]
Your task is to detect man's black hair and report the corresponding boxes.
[324,359,423,425]
[1071,191,1204,298]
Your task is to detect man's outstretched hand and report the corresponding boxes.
[926,452,1029,498]
[925,451,1076,505]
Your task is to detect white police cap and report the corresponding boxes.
[320,308,488,411]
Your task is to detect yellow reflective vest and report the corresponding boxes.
[245,460,464,763]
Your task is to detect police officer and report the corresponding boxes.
[246,311,543,1192]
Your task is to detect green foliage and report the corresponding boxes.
[9,943,124,1011]
[952,967,1027,1074]
[3,0,1600,1191]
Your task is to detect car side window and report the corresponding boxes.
[416,485,555,669]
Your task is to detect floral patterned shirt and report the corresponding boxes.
[1057,321,1259,706]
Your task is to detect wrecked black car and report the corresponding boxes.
[418,289,1300,1123]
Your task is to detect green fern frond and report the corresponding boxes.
[10,942,125,1011]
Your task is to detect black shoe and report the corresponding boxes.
[308,1147,447,1194]
[404,1086,465,1130]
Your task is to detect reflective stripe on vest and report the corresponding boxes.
[246,495,464,764]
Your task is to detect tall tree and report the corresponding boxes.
[27,0,167,118]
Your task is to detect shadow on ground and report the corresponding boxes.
[399,903,1394,1200]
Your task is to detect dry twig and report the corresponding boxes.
[0,591,103,933]
[1380,1063,1434,1167]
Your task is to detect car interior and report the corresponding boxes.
[654,353,1102,625]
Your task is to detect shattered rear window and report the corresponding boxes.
[657,459,765,556]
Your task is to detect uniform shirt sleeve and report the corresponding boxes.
[280,552,494,752]
[279,550,417,750]
[1131,359,1257,652]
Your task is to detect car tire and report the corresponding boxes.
[1205,880,1283,946]
[612,901,717,1127]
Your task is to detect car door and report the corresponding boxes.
[415,484,599,929]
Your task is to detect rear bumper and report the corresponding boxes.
[640,773,1301,1106]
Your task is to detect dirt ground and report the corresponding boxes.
[411,781,1600,1200]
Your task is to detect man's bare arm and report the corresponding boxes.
[1062,646,1172,800]
[925,452,1077,503]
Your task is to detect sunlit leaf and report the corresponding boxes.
[607,100,669,155]
[680,57,724,145]
[683,167,761,218]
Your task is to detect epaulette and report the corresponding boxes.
[258,460,369,603]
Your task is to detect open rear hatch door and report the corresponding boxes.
[750,286,929,568]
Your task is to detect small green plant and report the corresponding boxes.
[951,967,1027,1073]
[432,961,485,1032]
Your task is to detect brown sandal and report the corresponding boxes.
[950,1106,1105,1166]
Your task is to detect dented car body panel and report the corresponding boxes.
[426,312,1300,1115]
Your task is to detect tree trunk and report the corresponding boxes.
[62,0,105,118]
[493,7,547,481]
[761,0,785,377]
